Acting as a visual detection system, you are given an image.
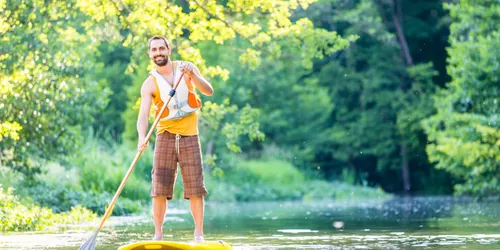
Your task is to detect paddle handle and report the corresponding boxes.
[96,72,185,231]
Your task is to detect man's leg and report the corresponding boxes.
[177,135,208,242]
[153,196,168,240]
[151,132,178,241]
[189,196,204,237]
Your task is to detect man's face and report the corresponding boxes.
[148,39,170,66]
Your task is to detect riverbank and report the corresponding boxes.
[0,137,389,232]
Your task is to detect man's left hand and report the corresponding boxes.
[180,62,195,76]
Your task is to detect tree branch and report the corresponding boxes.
[107,0,133,32]
[191,0,249,39]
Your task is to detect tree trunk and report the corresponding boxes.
[390,0,414,66]
[400,142,411,195]
[389,0,412,195]
[348,152,357,184]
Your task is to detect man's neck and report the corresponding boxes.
[156,60,173,75]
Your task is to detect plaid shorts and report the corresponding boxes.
[151,131,208,200]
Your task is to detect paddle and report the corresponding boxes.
[78,72,184,250]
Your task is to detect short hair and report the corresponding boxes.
[148,35,170,50]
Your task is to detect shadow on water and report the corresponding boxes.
[0,197,499,249]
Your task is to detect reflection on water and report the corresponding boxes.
[0,197,499,249]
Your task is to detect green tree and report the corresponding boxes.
[0,0,109,175]
[192,36,339,170]
[374,0,444,194]
[110,0,355,167]
[423,0,500,197]
[1,0,354,176]
[297,0,450,194]
[92,42,133,140]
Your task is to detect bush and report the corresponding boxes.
[16,155,148,216]
[64,134,151,202]
[0,186,95,232]
[302,180,389,200]
[204,157,390,202]
[0,166,23,191]
[22,181,146,216]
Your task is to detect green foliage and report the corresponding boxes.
[424,113,500,197]
[194,28,344,170]
[0,186,95,232]
[91,43,133,140]
[100,0,353,167]
[16,133,150,215]
[302,180,388,200]
[0,166,23,191]
[122,59,150,144]
[423,0,500,197]
[0,122,22,141]
[0,0,110,175]
[4,0,345,174]
[199,100,265,155]
[82,0,356,73]
[4,0,491,217]
[63,133,152,202]
[306,0,405,186]
[205,156,390,202]
[293,0,451,194]
[22,182,145,216]
[2,0,359,199]
[236,159,305,185]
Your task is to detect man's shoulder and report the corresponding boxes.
[141,75,156,94]
[143,75,155,85]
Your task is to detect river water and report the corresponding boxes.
[1,197,499,249]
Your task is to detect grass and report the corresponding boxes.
[236,159,305,184]
[204,156,390,202]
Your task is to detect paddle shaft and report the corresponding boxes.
[96,72,185,231]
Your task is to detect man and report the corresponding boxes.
[137,35,213,242]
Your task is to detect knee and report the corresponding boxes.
[190,196,204,201]
[153,196,167,202]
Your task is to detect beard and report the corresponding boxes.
[153,55,169,66]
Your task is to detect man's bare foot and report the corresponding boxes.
[194,235,204,243]
[153,232,162,241]
[194,229,204,243]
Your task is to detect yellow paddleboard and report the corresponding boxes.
[118,240,232,250]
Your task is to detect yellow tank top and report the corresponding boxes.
[152,81,199,136]
[156,112,198,136]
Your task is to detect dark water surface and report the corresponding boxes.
[1,197,499,249]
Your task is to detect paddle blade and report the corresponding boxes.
[78,230,98,250]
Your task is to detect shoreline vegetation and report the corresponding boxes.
[0,135,389,232]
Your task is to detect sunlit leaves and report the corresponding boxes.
[199,100,264,154]
[238,48,261,70]
[112,0,351,167]
[0,0,109,174]
[0,122,22,141]
[423,0,500,197]
[221,104,265,152]
[0,187,95,232]
[76,0,352,79]
[3,0,353,177]
[205,65,230,81]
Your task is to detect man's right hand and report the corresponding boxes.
[138,138,150,152]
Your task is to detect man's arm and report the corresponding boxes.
[181,62,214,96]
[137,77,154,151]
